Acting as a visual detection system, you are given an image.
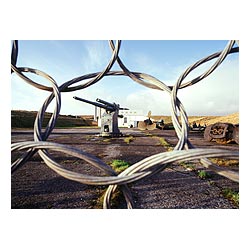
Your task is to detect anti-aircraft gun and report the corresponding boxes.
[73,96,128,137]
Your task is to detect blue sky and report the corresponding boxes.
[11,40,239,116]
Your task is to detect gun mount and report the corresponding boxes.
[73,96,128,137]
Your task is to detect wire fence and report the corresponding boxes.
[11,40,239,209]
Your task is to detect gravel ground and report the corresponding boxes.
[11,128,239,209]
[132,168,238,209]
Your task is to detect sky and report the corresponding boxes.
[11,40,239,116]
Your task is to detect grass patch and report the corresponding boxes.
[179,161,196,171]
[92,159,130,208]
[102,138,111,143]
[93,187,125,209]
[11,110,92,128]
[197,170,212,179]
[109,159,130,174]
[153,136,173,151]
[93,158,130,208]
[222,188,239,207]
[123,135,134,144]
[158,137,169,147]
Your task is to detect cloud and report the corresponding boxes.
[11,74,55,112]
[81,41,112,73]
[173,58,239,115]
[11,41,238,117]
[123,58,239,116]
[125,89,171,116]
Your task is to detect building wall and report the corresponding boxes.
[118,114,148,128]
[97,108,147,128]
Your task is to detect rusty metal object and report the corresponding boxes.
[155,119,169,130]
[138,111,157,131]
[232,125,239,144]
[138,119,156,130]
[204,124,213,141]
[204,122,239,144]
[190,122,206,131]
[146,122,157,130]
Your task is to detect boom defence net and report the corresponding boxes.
[11,40,239,209]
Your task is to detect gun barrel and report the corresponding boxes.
[119,108,129,110]
[96,98,115,108]
[73,96,107,109]
[73,96,115,112]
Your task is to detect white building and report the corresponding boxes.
[118,109,148,128]
[96,107,148,128]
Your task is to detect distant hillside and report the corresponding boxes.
[188,112,239,126]
[11,110,94,128]
[12,110,239,129]
[151,112,239,126]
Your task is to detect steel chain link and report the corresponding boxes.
[11,40,239,208]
